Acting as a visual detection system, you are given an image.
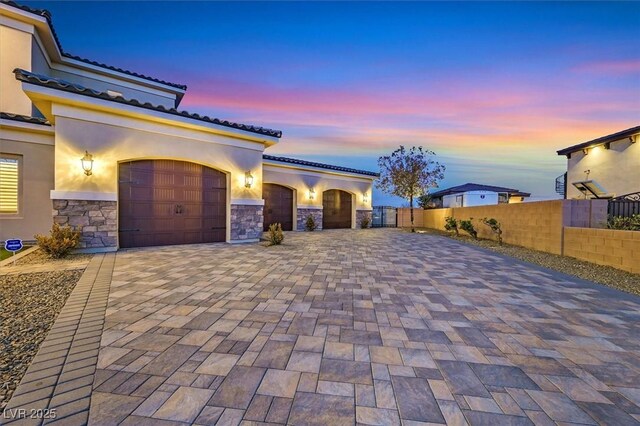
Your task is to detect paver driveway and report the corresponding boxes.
[89,229,640,425]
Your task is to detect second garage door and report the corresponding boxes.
[118,160,226,248]
[322,189,352,229]
[263,183,293,231]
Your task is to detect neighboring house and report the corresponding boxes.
[430,183,530,208]
[556,126,640,199]
[0,1,377,250]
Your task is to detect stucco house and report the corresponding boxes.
[430,183,530,208]
[556,126,639,200]
[0,1,377,251]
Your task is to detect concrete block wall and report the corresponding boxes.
[564,227,640,274]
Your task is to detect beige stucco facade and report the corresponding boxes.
[565,137,639,199]
[0,1,377,248]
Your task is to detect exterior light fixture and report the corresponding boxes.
[582,148,589,156]
[81,151,94,176]
[308,188,315,200]
[244,171,254,188]
[363,192,369,203]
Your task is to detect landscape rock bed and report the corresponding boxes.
[11,249,93,267]
[0,269,83,411]
[416,228,640,295]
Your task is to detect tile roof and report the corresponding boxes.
[1,0,187,90]
[556,125,640,156]
[0,111,51,126]
[430,183,530,198]
[263,155,379,177]
[14,68,282,138]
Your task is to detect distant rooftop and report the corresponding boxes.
[14,68,282,138]
[430,183,530,198]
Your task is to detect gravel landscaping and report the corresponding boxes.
[10,249,93,266]
[0,269,83,411]
[415,228,640,295]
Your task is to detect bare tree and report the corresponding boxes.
[377,146,445,232]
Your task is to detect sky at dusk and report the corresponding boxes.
[26,1,640,205]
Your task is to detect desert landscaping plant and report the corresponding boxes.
[444,216,459,236]
[608,214,640,231]
[35,223,80,258]
[360,215,371,229]
[459,219,477,239]
[481,217,503,244]
[377,146,445,232]
[266,223,284,246]
[305,214,318,231]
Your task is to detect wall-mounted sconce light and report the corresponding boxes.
[363,192,369,203]
[81,151,94,176]
[244,171,254,188]
[308,188,315,200]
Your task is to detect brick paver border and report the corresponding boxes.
[3,253,115,425]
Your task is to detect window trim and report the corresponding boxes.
[0,153,23,218]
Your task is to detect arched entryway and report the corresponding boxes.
[322,189,352,229]
[263,183,294,231]
[118,159,226,248]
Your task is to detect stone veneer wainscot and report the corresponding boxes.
[297,208,323,231]
[230,204,264,241]
[356,210,373,228]
[52,200,117,249]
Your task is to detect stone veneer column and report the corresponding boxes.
[296,207,323,231]
[52,200,118,250]
[230,204,263,242]
[357,209,373,228]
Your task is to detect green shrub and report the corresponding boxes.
[608,214,640,231]
[35,223,80,258]
[360,215,371,229]
[481,217,503,244]
[266,223,284,246]
[444,216,459,236]
[305,215,318,231]
[459,218,477,239]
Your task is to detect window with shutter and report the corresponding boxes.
[0,156,20,214]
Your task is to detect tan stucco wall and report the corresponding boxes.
[564,227,640,274]
[398,199,608,255]
[566,138,639,199]
[263,164,373,210]
[0,131,55,241]
[0,23,33,115]
[53,111,265,202]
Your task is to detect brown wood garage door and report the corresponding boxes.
[322,189,352,229]
[263,183,293,231]
[118,160,226,248]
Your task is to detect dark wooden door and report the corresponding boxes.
[322,189,352,229]
[118,160,226,248]
[263,184,293,231]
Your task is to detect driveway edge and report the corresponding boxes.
[3,253,115,425]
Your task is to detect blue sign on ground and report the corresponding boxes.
[4,239,23,252]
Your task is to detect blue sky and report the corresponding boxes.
[26,1,640,205]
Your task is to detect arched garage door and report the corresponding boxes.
[322,189,352,229]
[118,160,226,248]
[263,183,293,231]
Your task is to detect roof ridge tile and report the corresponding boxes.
[13,68,282,138]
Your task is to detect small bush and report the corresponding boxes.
[35,223,80,258]
[608,214,640,231]
[266,223,284,246]
[444,216,459,236]
[305,215,318,231]
[459,218,477,239]
[481,217,503,244]
[360,215,371,229]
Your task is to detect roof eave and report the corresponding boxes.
[557,126,640,156]
[263,157,379,179]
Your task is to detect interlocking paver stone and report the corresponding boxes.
[71,229,640,424]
